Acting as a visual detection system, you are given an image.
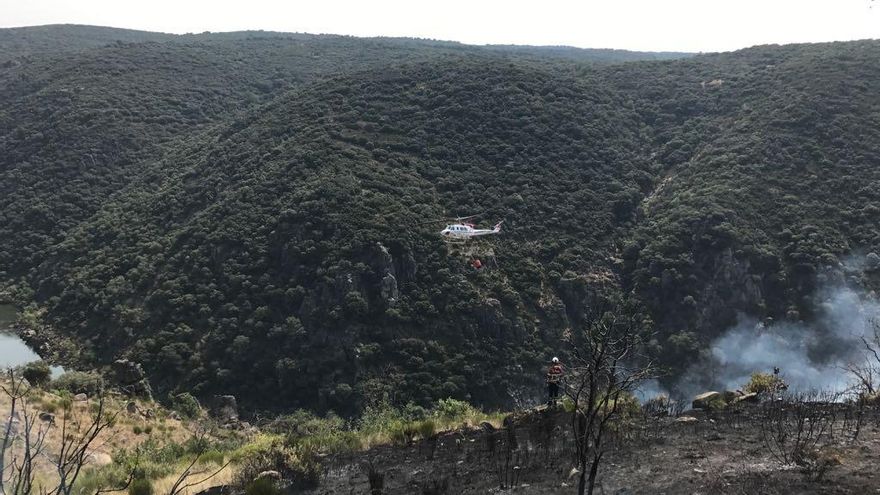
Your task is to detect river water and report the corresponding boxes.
[0,304,63,374]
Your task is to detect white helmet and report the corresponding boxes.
[551,357,559,363]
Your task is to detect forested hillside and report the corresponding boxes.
[2,25,879,415]
[0,25,684,278]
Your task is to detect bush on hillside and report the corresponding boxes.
[128,478,153,495]
[433,398,474,420]
[51,371,104,395]
[20,360,51,387]
[234,439,320,491]
[171,392,202,418]
[744,372,786,395]
[245,477,279,495]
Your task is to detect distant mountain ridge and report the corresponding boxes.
[0,24,693,64]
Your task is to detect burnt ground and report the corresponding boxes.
[306,402,880,494]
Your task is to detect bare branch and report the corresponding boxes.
[564,304,655,495]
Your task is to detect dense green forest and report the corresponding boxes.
[2,26,878,415]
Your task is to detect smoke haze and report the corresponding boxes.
[671,263,880,400]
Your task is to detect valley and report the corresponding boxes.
[2,23,880,495]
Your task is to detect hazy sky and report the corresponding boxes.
[2,0,879,52]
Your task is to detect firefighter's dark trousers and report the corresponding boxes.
[547,382,560,406]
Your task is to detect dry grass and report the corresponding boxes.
[150,463,235,495]
[1,376,192,483]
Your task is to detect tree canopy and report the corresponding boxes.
[2,26,879,415]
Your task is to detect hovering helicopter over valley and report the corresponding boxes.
[439,215,503,241]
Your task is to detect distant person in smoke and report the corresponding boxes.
[546,357,564,407]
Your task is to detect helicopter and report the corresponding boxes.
[439,215,503,241]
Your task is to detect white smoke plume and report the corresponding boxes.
[671,265,880,400]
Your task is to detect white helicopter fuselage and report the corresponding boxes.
[440,222,502,240]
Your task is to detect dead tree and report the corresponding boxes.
[758,391,838,466]
[1,371,42,495]
[844,317,880,398]
[565,308,654,495]
[1,370,136,495]
[47,390,122,495]
[168,428,231,495]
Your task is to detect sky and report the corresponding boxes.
[1,0,879,53]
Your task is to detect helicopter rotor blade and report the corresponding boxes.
[454,214,481,222]
[413,212,483,226]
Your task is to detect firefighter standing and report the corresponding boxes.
[546,357,564,407]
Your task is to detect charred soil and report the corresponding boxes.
[308,403,880,494]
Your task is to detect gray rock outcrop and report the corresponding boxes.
[110,359,153,400]
[210,395,239,424]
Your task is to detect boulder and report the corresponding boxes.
[255,471,281,481]
[210,395,239,423]
[370,242,395,277]
[73,393,88,402]
[86,452,113,466]
[380,273,399,305]
[692,391,722,410]
[733,392,759,404]
[110,360,153,400]
[112,359,145,384]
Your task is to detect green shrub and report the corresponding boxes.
[133,425,143,435]
[744,372,785,395]
[21,361,51,387]
[51,371,104,395]
[245,477,279,495]
[385,420,418,445]
[129,478,153,495]
[358,403,407,434]
[433,398,474,420]
[401,402,428,421]
[415,419,436,439]
[143,425,153,435]
[75,463,134,495]
[283,411,361,455]
[199,449,225,466]
[171,392,202,419]
[608,392,642,418]
[41,400,58,413]
[235,439,319,490]
[289,429,361,455]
